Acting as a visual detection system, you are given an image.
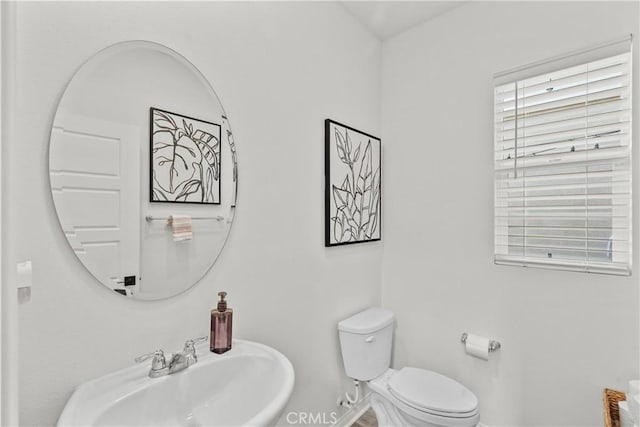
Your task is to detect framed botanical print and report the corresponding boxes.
[325,119,381,246]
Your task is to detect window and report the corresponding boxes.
[494,38,632,275]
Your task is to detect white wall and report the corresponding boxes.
[381,2,639,426]
[1,1,18,424]
[10,2,381,425]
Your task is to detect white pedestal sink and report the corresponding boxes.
[58,339,295,426]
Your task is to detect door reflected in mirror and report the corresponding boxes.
[49,41,237,300]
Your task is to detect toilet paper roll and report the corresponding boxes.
[465,334,490,361]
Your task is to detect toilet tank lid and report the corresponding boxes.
[338,307,394,334]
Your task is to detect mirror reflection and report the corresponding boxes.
[49,41,237,300]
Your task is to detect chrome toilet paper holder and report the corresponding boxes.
[460,332,501,352]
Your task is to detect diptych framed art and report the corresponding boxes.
[150,108,221,204]
[325,119,381,246]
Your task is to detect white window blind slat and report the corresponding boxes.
[497,108,631,138]
[497,228,626,238]
[496,66,630,103]
[495,57,630,98]
[494,40,632,275]
[496,77,629,112]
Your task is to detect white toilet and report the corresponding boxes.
[338,307,480,427]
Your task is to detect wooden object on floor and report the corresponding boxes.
[352,408,378,427]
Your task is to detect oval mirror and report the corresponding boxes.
[49,41,237,300]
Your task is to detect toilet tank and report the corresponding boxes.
[338,307,394,381]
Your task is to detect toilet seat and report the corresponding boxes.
[387,367,479,418]
[369,369,480,427]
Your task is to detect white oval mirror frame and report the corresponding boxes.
[49,41,237,300]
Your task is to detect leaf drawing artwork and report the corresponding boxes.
[221,114,238,207]
[325,119,381,246]
[150,108,221,204]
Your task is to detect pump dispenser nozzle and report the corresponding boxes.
[217,291,227,312]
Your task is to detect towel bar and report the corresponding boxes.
[145,215,224,222]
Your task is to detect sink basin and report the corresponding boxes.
[58,340,295,426]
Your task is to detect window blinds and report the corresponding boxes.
[494,38,632,275]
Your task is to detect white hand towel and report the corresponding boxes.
[628,394,640,426]
[619,401,634,427]
[169,215,193,242]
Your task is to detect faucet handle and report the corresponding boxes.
[184,336,207,352]
[135,349,167,372]
[183,336,207,366]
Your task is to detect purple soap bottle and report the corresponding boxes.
[210,291,233,354]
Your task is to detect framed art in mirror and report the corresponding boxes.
[150,107,222,204]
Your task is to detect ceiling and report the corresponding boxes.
[340,1,467,41]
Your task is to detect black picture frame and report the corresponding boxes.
[325,119,382,247]
[150,107,221,204]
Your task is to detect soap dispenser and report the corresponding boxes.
[210,291,233,354]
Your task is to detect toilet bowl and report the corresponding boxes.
[369,368,479,427]
[338,308,479,427]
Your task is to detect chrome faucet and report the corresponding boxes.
[134,349,168,378]
[135,336,207,378]
[182,337,203,367]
